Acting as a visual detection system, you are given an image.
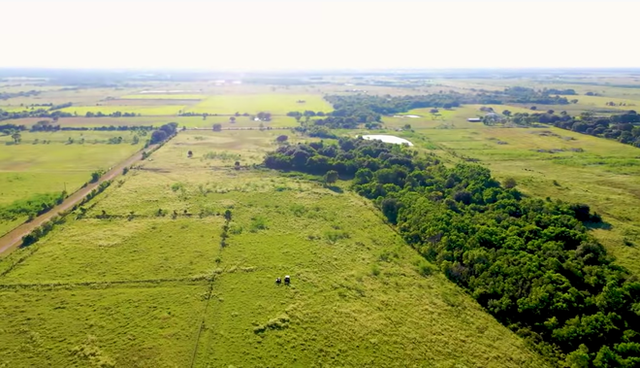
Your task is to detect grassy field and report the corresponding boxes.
[0,130,547,367]
[187,94,332,115]
[120,94,206,100]
[0,131,143,235]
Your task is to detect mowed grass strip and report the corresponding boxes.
[0,283,208,368]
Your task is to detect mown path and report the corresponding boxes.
[0,147,154,256]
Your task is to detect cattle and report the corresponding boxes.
[284,275,290,285]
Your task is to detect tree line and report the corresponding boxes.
[508,110,640,148]
[264,137,640,366]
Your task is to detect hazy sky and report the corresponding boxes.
[1,0,637,70]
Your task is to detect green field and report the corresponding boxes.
[0,131,143,235]
[120,94,206,100]
[0,130,547,367]
[2,72,640,366]
[187,94,332,115]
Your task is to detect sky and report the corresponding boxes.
[1,0,638,70]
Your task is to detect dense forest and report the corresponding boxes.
[265,138,640,367]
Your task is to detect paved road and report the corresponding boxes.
[0,147,154,256]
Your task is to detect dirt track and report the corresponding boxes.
[0,147,153,256]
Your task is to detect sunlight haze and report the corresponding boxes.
[1,0,638,70]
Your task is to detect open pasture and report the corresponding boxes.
[187,94,332,115]
[0,131,143,235]
[0,130,547,367]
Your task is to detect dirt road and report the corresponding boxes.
[0,147,153,256]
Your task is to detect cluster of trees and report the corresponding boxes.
[150,122,178,144]
[265,137,640,366]
[545,88,578,95]
[84,111,138,118]
[0,90,40,101]
[0,108,74,122]
[552,111,640,147]
[0,124,27,135]
[256,111,272,121]
[475,87,570,105]
[325,94,463,119]
[0,192,66,222]
[511,110,640,147]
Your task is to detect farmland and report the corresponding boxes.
[187,94,332,115]
[0,130,144,236]
[1,70,640,366]
[0,130,546,367]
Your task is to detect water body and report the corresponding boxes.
[361,135,414,146]
[393,114,421,118]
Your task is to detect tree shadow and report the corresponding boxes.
[585,221,613,231]
[325,185,343,194]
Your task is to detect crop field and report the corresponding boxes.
[187,94,332,115]
[0,131,143,235]
[0,130,547,367]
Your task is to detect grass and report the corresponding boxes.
[0,131,143,212]
[0,130,548,367]
[186,94,332,115]
[120,94,206,100]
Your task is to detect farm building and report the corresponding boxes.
[467,117,482,122]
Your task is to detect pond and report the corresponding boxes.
[361,135,414,146]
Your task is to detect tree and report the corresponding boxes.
[132,135,140,145]
[323,170,339,186]
[11,132,21,144]
[150,130,167,144]
[212,123,222,132]
[502,110,512,117]
[230,116,236,124]
[224,209,232,222]
[403,123,412,130]
[276,135,288,143]
[530,106,538,110]
[503,177,517,189]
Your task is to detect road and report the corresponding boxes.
[0,146,154,256]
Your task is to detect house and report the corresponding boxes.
[467,117,482,122]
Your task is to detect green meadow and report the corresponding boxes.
[0,130,547,367]
[187,94,332,115]
[0,131,143,235]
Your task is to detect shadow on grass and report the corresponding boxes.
[585,221,613,230]
[325,185,344,194]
